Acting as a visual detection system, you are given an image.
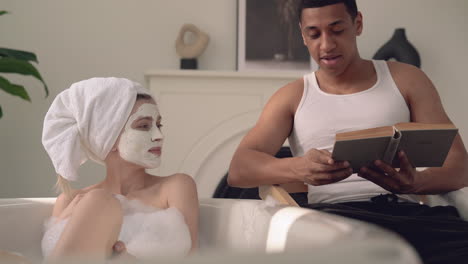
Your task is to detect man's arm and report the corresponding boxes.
[359,62,468,194]
[228,79,352,188]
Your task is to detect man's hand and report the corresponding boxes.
[358,150,419,194]
[294,149,353,185]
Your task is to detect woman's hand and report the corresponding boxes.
[110,241,137,263]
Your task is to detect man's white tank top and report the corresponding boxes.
[288,60,418,203]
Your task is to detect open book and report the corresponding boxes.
[331,122,458,172]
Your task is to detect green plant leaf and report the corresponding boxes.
[0,75,31,101]
[0,48,38,63]
[0,57,48,96]
[0,105,2,118]
[0,11,8,16]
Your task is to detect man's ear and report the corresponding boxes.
[355,12,363,36]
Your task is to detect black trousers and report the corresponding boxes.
[302,194,468,264]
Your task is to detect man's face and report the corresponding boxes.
[300,3,362,76]
[117,100,164,169]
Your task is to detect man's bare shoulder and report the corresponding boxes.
[387,61,427,82]
[268,77,304,111]
[387,61,450,124]
[387,61,436,97]
[277,78,304,96]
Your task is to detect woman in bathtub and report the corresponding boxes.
[41,77,198,262]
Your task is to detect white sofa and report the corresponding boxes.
[0,197,423,263]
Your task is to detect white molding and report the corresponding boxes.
[180,110,259,175]
[145,69,302,80]
[180,110,260,196]
[145,70,298,197]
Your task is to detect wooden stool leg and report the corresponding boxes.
[259,185,299,207]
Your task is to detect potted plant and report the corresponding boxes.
[0,10,48,119]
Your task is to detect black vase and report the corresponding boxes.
[373,28,421,68]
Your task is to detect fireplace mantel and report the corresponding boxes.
[145,70,301,198]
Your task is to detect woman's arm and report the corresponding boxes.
[52,191,85,220]
[165,173,199,252]
[52,191,77,218]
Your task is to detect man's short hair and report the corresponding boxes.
[298,0,358,21]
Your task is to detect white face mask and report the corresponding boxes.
[118,103,163,168]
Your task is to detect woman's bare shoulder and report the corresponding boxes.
[161,173,196,189]
[162,174,198,211]
[52,189,80,217]
[52,186,98,217]
[145,173,194,186]
[143,174,196,205]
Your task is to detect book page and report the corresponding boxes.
[335,126,394,141]
[394,122,456,131]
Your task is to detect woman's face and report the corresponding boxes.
[117,99,163,168]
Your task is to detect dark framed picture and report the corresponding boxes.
[237,0,317,72]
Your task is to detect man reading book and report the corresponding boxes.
[228,0,468,263]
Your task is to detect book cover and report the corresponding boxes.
[331,123,458,172]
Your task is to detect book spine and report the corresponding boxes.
[382,129,402,165]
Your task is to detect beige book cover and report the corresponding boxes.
[331,123,458,172]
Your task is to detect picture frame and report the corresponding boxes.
[237,0,317,72]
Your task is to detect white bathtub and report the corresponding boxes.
[0,197,424,263]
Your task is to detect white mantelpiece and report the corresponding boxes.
[145,70,301,198]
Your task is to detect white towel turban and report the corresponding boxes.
[42,77,151,181]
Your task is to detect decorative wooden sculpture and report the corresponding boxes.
[175,24,210,69]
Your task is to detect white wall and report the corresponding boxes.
[0,0,466,198]
[0,0,237,198]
